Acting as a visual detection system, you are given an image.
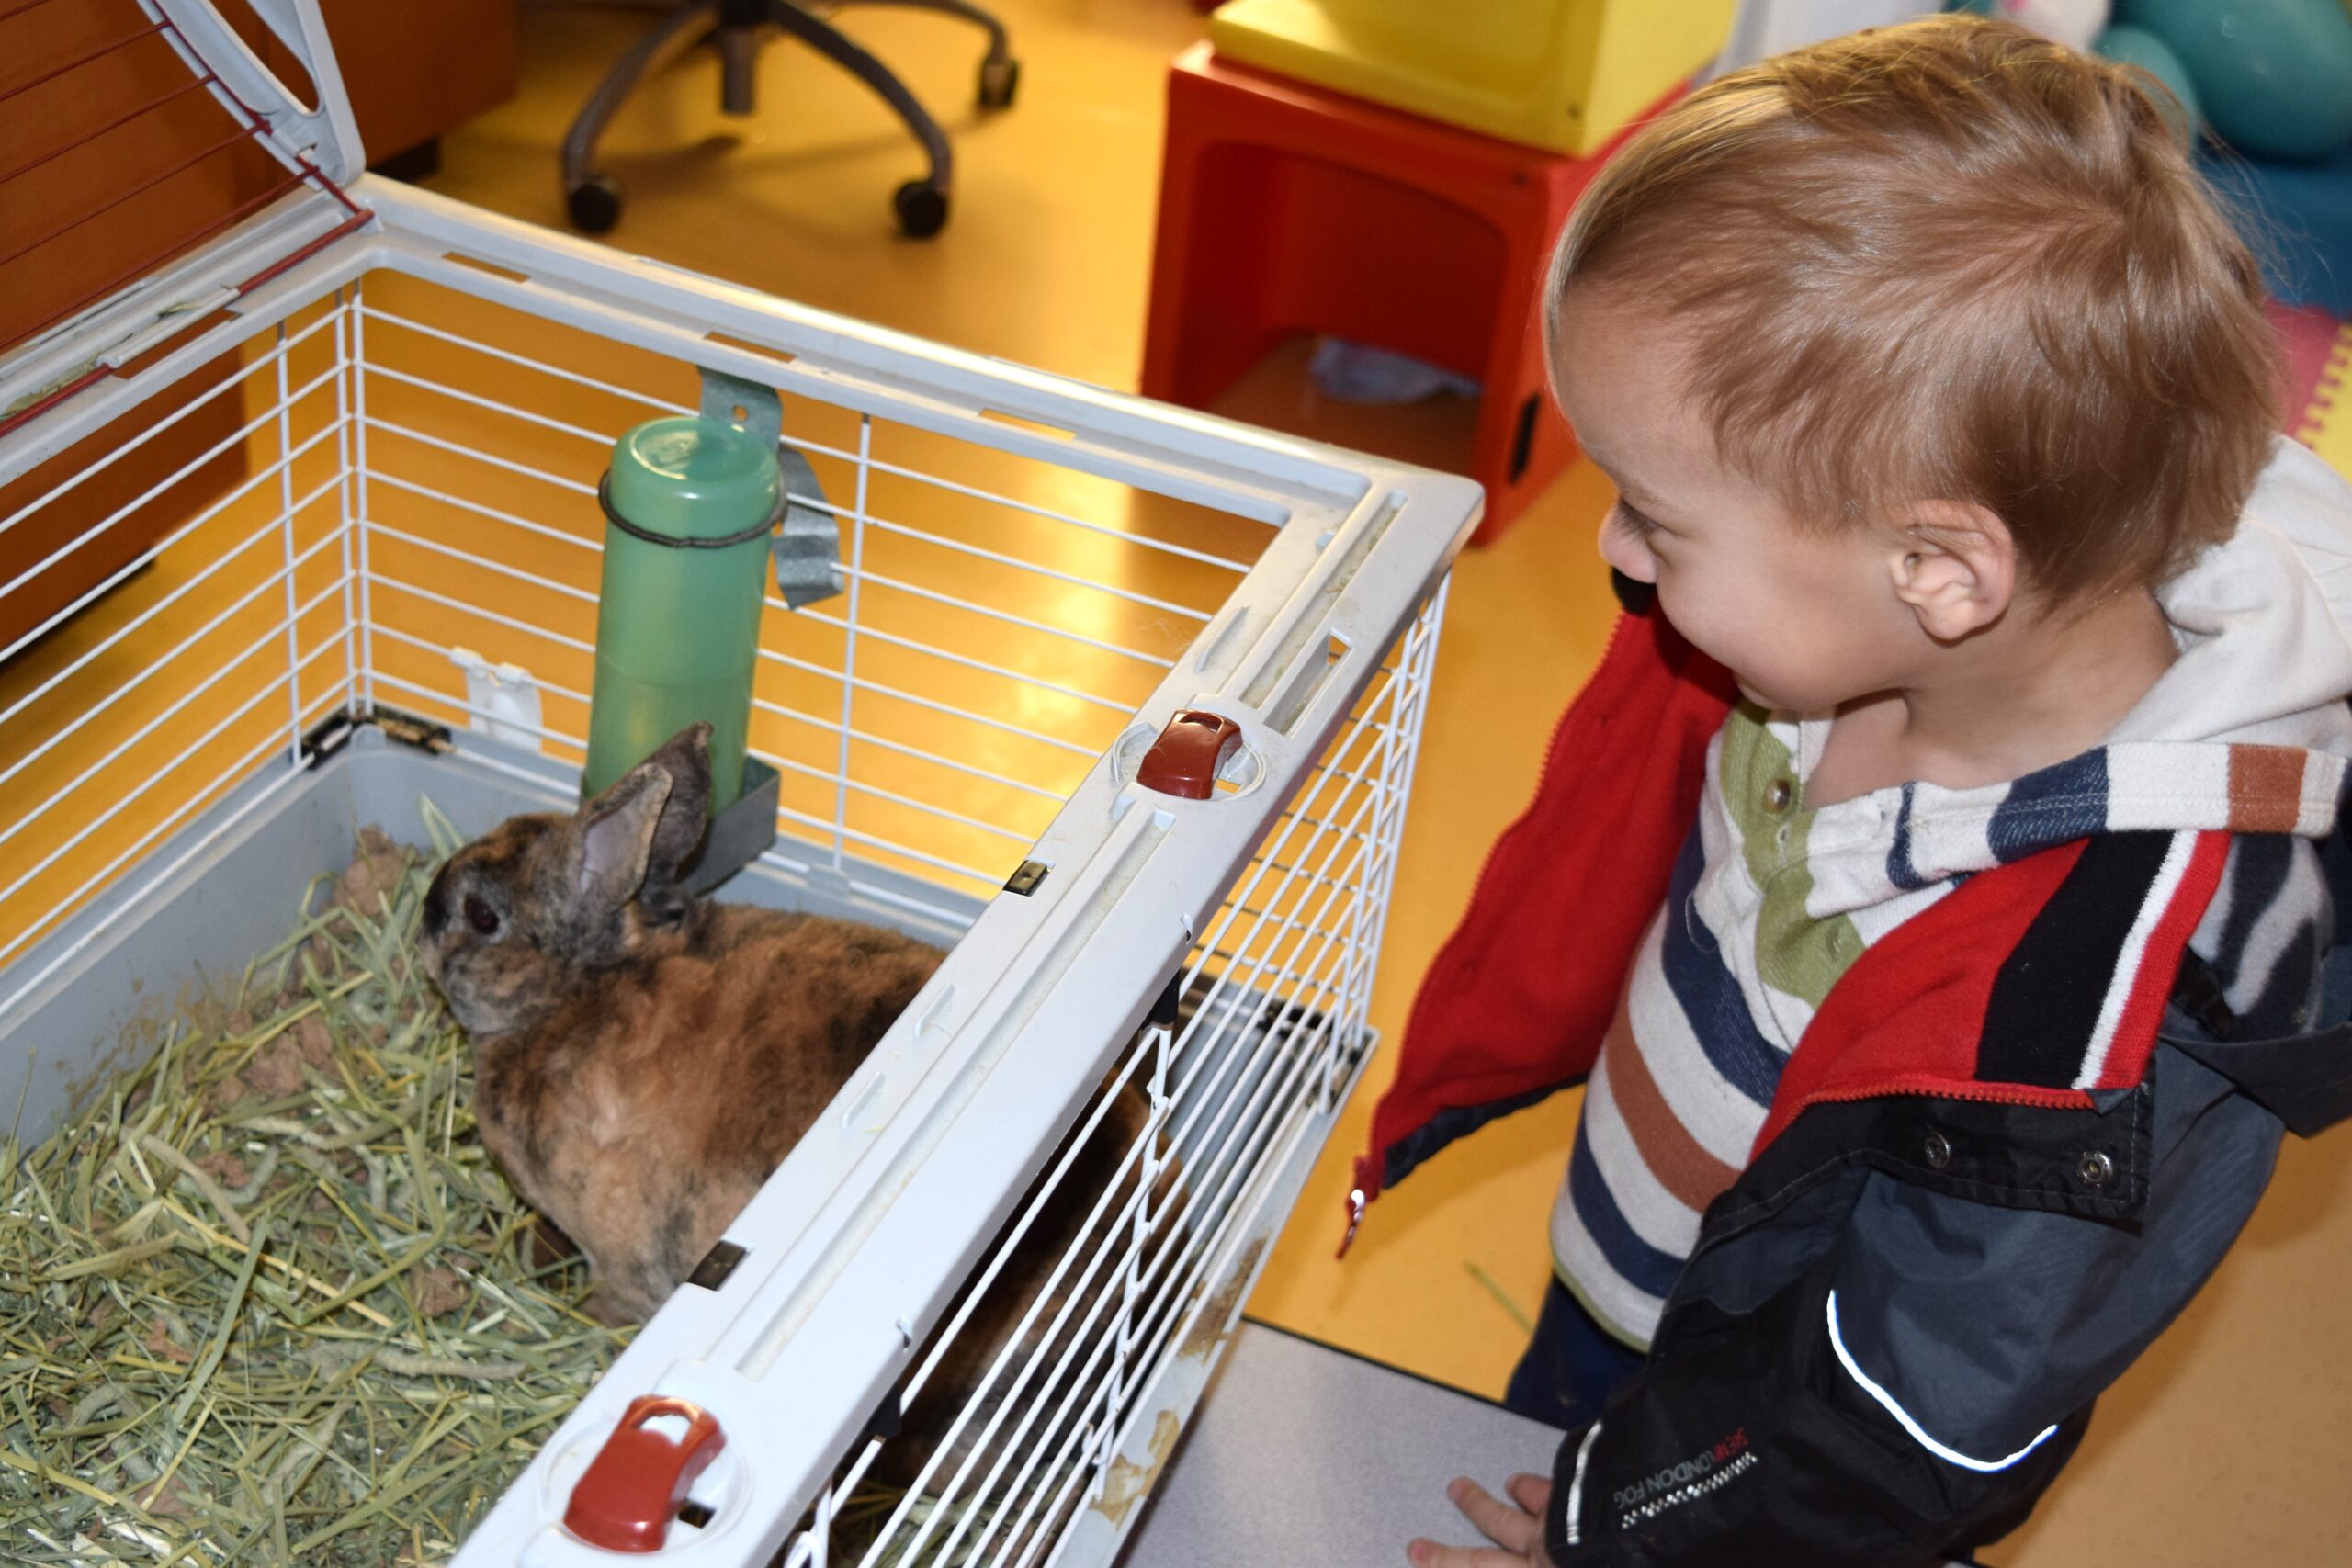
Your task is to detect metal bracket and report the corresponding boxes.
[300,705,452,769]
[299,709,359,770]
[374,707,456,756]
[698,368,842,611]
[859,1388,904,1447]
[1149,969,1185,1028]
[698,368,782,447]
[685,1240,748,1291]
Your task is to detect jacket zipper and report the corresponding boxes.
[1682,1080,2098,1275]
[1792,1079,2092,1116]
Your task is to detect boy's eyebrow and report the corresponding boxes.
[1580,447,1658,508]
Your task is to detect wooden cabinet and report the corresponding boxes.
[0,358,252,653]
[284,0,522,170]
[0,0,518,655]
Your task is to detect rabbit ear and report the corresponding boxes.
[640,723,714,886]
[572,762,674,910]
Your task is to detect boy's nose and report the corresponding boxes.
[1599,516,1658,583]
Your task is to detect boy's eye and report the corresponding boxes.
[1613,502,1664,540]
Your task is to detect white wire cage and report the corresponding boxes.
[0,6,1479,1564]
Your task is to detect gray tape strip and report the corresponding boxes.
[773,443,843,610]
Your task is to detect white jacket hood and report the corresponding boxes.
[2115,435,2352,757]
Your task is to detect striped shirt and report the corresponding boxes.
[1553,706,2346,1348]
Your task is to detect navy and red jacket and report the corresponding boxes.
[1352,599,2352,1566]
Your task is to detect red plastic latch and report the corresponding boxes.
[1136,710,1243,800]
[563,1395,726,1553]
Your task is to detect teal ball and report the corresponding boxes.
[2120,0,2352,159]
[2094,24,2203,143]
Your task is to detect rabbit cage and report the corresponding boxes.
[0,4,1477,1565]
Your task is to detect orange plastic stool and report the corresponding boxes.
[1142,42,1678,543]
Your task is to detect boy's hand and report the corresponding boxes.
[1407,1474,1559,1567]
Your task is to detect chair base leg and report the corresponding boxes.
[718,24,760,116]
[560,0,722,231]
[557,0,1020,237]
[837,0,1019,108]
[768,0,956,236]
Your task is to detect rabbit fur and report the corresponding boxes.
[418,723,944,1321]
[419,724,1182,1499]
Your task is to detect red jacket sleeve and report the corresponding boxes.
[1355,607,1736,1207]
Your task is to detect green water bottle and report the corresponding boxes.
[582,416,782,811]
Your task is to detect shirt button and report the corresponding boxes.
[2078,1151,2116,1188]
[1765,778,1793,813]
[1921,1132,1953,1169]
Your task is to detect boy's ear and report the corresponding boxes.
[1890,500,2016,643]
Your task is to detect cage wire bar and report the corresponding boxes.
[334,271,1272,888]
[0,160,1475,1566]
[0,295,356,993]
[0,265,1268,964]
[775,595,1443,1568]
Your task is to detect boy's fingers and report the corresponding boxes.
[1445,1479,1540,1554]
[1408,1539,1526,1568]
[1505,1473,1554,1516]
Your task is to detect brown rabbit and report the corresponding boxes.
[418,722,945,1322]
[420,724,1183,1513]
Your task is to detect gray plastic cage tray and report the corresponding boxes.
[1,726,979,1154]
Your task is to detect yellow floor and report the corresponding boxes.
[18,1,2344,1560]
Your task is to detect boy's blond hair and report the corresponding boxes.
[1545,15,2278,599]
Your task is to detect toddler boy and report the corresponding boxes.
[1355,17,2352,1565]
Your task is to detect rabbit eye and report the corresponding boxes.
[463,895,501,936]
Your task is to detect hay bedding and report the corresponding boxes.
[1,816,1042,1568]
[0,818,632,1567]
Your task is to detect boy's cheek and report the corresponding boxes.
[1655,587,1756,680]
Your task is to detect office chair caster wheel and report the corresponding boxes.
[978,56,1020,111]
[894,179,949,239]
[568,175,624,235]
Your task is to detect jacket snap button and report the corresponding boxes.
[2077,1151,2115,1188]
[1921,1131,1952,1169]
[1765,778,1793,813]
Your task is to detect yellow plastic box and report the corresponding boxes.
[1208,0,1738,156]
